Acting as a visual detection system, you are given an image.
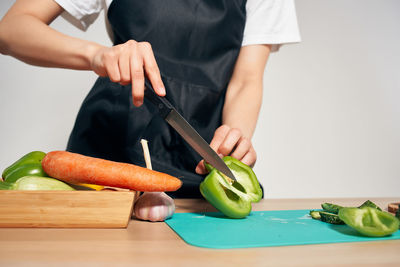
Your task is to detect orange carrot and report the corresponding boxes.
[41,151,182,192]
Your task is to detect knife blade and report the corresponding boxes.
[144,79,236,181]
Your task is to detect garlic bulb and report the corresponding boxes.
[134,192,175,222]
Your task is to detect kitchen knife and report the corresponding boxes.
[143,79,236,181]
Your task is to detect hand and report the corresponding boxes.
[195,125,257,175]
[134,192,175,222]
[90,40,165,107]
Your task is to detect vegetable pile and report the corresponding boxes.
[1,150,182,192]
[0,150,69,190]
[200,156,262,219]
[310,200,399,237]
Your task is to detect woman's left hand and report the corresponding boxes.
[195,125,257,175]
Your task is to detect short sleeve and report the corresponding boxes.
[54,0,104,31]
[242,0,301,52]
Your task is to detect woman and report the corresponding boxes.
[0,0,300,221]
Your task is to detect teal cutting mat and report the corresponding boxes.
[165,210,400,249]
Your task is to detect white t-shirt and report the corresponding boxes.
[55,0,301,52]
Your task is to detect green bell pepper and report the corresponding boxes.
[200,156,262,219]
[338,207,399,237]
[2,151,48,182]
[4,163,47,183]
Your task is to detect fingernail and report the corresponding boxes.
[134,100,142,107]
[159,87,166,95]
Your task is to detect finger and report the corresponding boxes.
[230,137,252,161]
[130,46,145,107]
[195,160,207,175]
[103,50,121,82]
[209,125,230,152]
[241,146,257,167]
[118,45,131,85]
[140,42,165,96]
[218,128,242,156]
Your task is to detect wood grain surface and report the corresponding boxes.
[0,191,136,228]
[0,197,399,266]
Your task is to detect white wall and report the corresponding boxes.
[1,0,399,198]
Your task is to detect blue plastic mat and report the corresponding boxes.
[165,209,400,249]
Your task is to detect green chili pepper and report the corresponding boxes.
[2,151,48,182]
[199,156,262,219]
[338,207,399,237]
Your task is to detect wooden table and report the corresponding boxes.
[0,198,399,266]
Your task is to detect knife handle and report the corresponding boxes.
[144,78,174,119]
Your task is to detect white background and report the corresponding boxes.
[0,0,399,198]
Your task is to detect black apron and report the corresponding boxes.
[67,0,247,198]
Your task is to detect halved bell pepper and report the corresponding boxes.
[338,207,399,237]
[200,156,262,219]
[2,151,48,182]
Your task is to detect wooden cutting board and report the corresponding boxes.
[0,190,137,228]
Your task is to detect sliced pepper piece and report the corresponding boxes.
[358,200,382,211]
[338,207,399,237]
[321,203,343,214]
[75,183,105,191]
[319,211,344,225]
[310,210,321,220]
[200,156,262,219]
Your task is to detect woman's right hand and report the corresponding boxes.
[90,40,165,107]
[0,1,164,107]
[0,2,164,107]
